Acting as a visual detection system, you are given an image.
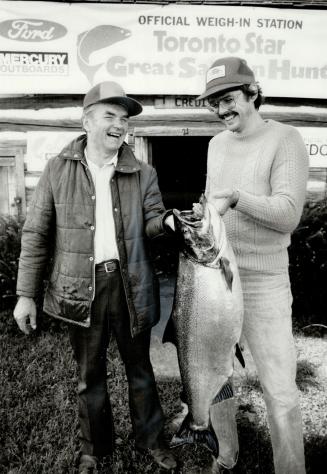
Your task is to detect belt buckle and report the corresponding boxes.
[104,260,117,273]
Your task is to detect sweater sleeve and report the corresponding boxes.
[235,127,309,233]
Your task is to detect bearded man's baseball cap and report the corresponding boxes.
[83,81,143,116]
[197,57,255,100]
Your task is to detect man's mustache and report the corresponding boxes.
[218,111,238,120]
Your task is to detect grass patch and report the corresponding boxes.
[1,310,327,473]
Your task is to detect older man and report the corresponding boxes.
[13,81,176,473]
[196,57,308,473]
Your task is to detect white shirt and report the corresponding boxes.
[85,152,119,263]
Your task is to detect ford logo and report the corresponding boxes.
[0,19,67,42]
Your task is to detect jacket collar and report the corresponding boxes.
[58,134,141,173]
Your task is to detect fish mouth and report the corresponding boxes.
[173,206,220,264]
[173,209,202,227]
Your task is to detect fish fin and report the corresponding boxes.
[170,431,194,449]
[180,388,187,404]
[76,30,104,84]
[212,382,234,405]
[162,313,177,345]
[220,257,233,291]
[235,343,245,368]
[170,413,193,448]
[193,429,219,458]
[77,58,103,84]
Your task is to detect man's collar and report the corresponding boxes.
[84,149,118,168]
[59,135,141,173]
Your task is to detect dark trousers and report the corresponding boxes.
[68,263,164,457]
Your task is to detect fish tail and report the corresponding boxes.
[170,413,219,457]
[170,412,193,449]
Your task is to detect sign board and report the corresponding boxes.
[0,1,326,98]
[25,131,81,172]
[298,127,327,168]
[154,97,208,108]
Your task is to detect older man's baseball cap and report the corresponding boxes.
[83,81,143,116]
[197,57,255,100]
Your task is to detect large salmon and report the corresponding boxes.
[164,196,243,456]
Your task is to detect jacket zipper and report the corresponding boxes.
[111,175,136,337]
[82,161,96,311]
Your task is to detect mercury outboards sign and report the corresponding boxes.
[0,19,67,42]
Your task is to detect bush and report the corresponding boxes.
[289,198,327,329]
[0,215,23,311]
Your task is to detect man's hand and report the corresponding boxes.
[13,296,37,334]
[210,189,240,215]
[164,214,175,231]
[192,202,203,217]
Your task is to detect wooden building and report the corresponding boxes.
[0,0,327,217]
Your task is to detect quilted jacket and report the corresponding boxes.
[17,134,170,336]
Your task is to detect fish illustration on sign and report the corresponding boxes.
[77,25,131,83]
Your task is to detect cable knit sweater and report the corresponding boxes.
[205,119,309,272]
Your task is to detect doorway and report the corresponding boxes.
[150,136,211,337]
[151,136,210,211]
[0,147,26,218]
[134,134,213,337]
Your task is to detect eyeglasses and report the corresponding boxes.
[207,92,243,113]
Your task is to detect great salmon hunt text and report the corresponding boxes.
[106,56,327,81]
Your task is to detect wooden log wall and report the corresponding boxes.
[0,96,327,211]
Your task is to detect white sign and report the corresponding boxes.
[0,1,326,98]
[298,127,327,168]
[25,131,81,172]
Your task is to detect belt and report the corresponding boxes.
[95,259,120,273]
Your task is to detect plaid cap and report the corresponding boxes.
[83,81,142,116]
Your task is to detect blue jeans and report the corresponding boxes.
[68,263,164,456]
